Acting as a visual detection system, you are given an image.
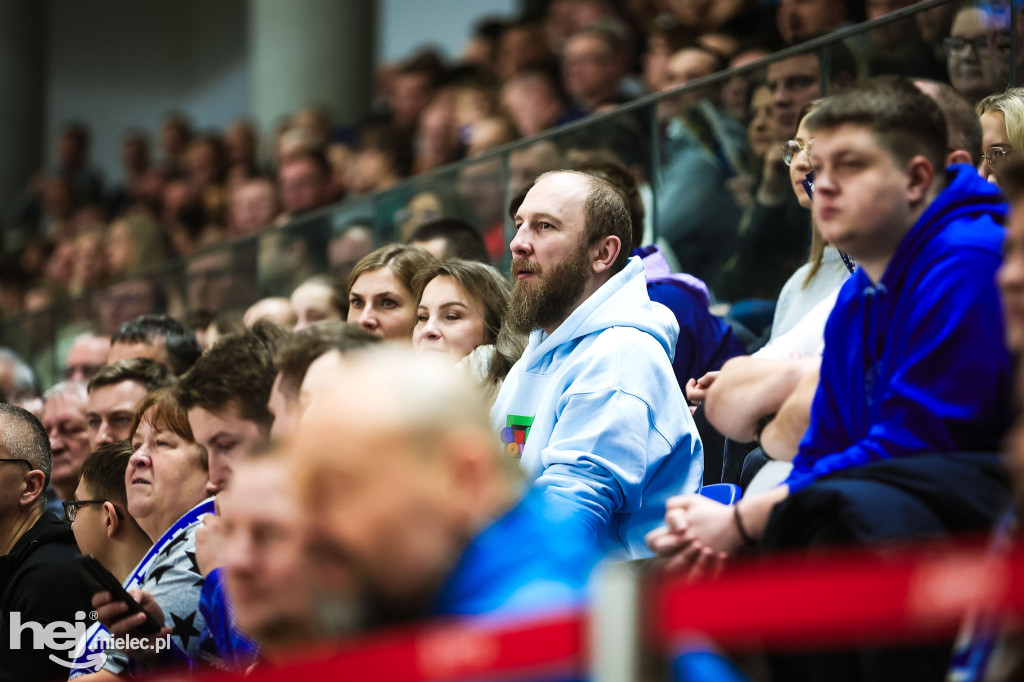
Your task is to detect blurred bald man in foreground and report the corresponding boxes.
[290,349,598,632]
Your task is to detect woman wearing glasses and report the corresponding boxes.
[766,100,853,345]
[976,88,1024,187]
[83,388,219,677]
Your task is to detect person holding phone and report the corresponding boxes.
[66,441,155,678]
[83,389,218,678]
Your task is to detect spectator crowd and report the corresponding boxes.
[3,0,1024,681]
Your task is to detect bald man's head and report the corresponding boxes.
[289,348,518,629]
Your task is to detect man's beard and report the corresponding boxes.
[507,244,591,334]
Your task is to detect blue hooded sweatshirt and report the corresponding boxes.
[491,256,704,559]
[431,491,597,618]
[788,164,1012,492]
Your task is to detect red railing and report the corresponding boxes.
[149,537,1024,681]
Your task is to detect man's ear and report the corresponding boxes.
[103,501,121,539]
[945,150,973,167]
[590,235,622,275]
[19,470,45,508]
[905,155,936,206]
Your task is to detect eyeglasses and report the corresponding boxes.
[0,458,31,467]
[62,499,122,523]
[983,146,1015,175]
[943,36,989,59]
[782,139,814,166]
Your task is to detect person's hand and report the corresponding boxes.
[646,519,728,580]
[665,494,743,555]
[91,589,172,661]
[194,513,224,577]
[685,371,720,404]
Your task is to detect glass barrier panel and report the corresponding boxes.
[257,212,329,300]
[326,196,378,284]
[185,238,257,318]
[454,155,509,264]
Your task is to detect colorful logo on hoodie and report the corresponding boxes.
[500,415,534,458]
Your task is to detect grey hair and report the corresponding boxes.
[0,402,52,490]
[0,348,38,399]
[43,380,89,404]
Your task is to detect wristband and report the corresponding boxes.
[733,504,757,547]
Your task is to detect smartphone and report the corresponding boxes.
[74,555,165,635]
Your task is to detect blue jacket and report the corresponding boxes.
[432,491,597,618]
[788,165,1011,492]
[491,257,704,558]
[635,244,746,385]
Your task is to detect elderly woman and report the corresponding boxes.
[85,388,217,677]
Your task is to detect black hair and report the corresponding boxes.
[111,314,203,376]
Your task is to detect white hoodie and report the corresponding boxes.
[491,257,704,559]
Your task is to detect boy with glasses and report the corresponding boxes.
[65,441,153,678]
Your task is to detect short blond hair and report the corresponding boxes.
[977,87,1024,154]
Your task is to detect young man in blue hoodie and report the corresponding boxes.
[648,78,1011,571]
[492,170,704,559]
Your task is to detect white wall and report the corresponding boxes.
[44,0,250,186]
[376,0,519,63]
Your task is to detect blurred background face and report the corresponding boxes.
[43,392,91,494]
[279,158,328,216]
[230,180,277,237]
[947,8,1000,103]
[562,33,620,106]
[290,281,341,332]
[106,219,135,276]
[413,276,490,361]
[220,458,314,645]
[187,251,236,312]
[65,336,111,382]
[777,0,841,44]
[767,54,821,137]
[748,85,778,158]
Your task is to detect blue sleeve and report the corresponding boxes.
[535,388,666,543]
[198,568,259,670]
[788,255,1010,492]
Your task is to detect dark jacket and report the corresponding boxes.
[1,512,94,682]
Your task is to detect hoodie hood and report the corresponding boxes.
[875,164,1006,291]
[634,244,711,306]
[521,256,680,372]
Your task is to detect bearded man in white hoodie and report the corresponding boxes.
[492,170,703,559]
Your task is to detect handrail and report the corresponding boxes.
[0,0,968,340]
[141,536,1023,681]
